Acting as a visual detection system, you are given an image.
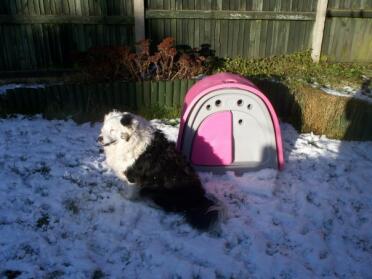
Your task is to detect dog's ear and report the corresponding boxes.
[120,114,133,127]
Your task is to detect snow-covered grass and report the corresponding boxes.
[1,116,372,279]
[310,82,372,104]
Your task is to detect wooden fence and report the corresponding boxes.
[0,0,134,71]
[0,79,196,117]
[322,0,372,62]
[146,0,317,60]
[0,0,371,72]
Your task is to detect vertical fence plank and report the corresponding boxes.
[150,81,158,106]
[173,79,181,106]
[76,83,86,111]
[25,25,35,68]
[104,83,113,109]
[124,82,132,109]
[23,89,33,113]
[179,79,188,105]
[112,82,121,108]
[50,85,60,111]
[15,89,25,114]
[20,26,28,68]
[0,25,8,69]
[165,80,173,106]
[102,83,111,110]
[143,80,151,106]
[194,18,200,48]
[158,80,166,106]
[76,83,86,112]
[0,25,4,69]
[40,0,46,14]
[128,82,136,109]
[135,82,143,108]
[42,0,49,14]
[107,83,116,109]
[228,20,235,57]
[11,90,20,112]
[237,20,245,57]
[256,20,265,57]
[44,24,52,66]
[187,79,195,90]
[68,84,77,110]
[242,20,250,57]
[34,88,44,113]
[4,91,15,113]
[220,19,227,57]
[247,20,255,58]
[23,25,32,68]
[43,86,51,112]
[9,0,17,15]
[134,0,145,43]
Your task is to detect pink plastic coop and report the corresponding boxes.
[176,73,284,173]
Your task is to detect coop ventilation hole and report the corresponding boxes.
[215,100,221,107]
[237,99,243,106]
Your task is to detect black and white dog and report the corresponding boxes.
[98,111,219,231]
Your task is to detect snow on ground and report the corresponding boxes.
[311,81,372,104]
[0,116,372,279]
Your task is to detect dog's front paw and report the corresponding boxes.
[119,183,140,201]
[123,170,136,184]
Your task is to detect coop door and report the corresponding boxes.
[191,111,233,166]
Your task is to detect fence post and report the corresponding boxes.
[311,0,328,63]
[134,0,145,45]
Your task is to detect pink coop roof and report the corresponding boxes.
[176,72,285,170]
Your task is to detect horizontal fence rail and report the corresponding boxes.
[0,0,134,16]
[0,15,134,24]
[145,10,316,20]
[326,9,372,18]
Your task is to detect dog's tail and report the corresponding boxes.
[184,195,222,231]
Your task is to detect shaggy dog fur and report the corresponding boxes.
[98,111,219,231]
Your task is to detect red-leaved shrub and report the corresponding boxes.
[77,37,213,82]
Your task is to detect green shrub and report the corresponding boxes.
[217,50,371,88]
[138,104,181,120]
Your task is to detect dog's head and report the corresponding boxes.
[98,111,137,147]
[98,111,152,148]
